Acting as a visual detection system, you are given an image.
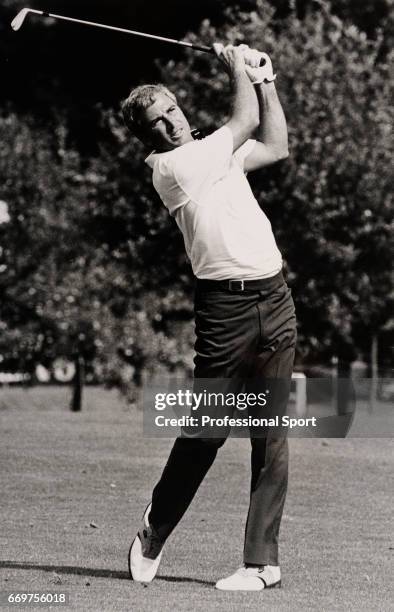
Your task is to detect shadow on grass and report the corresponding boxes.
[0,561,215,586]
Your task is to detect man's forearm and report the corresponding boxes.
[216,44,260,149]
[230,69,259,130]
[255,82,288,157]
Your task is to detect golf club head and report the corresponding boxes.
[11,8,32,31]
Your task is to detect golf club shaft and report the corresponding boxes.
[17,9,213,54]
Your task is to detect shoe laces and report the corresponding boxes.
[237,566,264,577]
[143,525,163,558]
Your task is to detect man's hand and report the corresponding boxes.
[213,43,247,76]
[244,51,277,84]
[246,52,276,85]
[238,44,265,69]
[214,43,276,84]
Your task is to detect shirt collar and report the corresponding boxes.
[145,150,164,169]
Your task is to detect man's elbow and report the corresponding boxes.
[272,146,289,162]
[277,148,289,161]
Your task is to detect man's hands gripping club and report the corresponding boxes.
[239,45,276,84]
[213,43,276,84]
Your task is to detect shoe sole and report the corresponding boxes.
[128,535,138,580]
[267,580,282,589]
[215,579,282,591]
[128,503,162,582]
[128,502,151,580]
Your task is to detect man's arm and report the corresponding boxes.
[213,44,259,151]
[243,81,289,172]
[152,46,260,199]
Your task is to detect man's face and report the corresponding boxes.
[141,93,193,152]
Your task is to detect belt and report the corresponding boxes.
[196,271,284,293]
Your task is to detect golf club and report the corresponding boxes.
[11,8,267,65]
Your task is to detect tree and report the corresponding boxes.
[0,112,195,405]
[1,0,392,404]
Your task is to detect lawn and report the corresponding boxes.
[0,386,393,611]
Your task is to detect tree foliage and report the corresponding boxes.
[0,112,195,394]
[157,0,393,362]
[0,0,392,396]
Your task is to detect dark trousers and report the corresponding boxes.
[149,272,297,565]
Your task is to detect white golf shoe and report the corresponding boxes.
[215,565,281,591]
[128,503,164,582]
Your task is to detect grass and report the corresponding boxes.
[0,386,393,611]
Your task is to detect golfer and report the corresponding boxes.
[122,44,297,591]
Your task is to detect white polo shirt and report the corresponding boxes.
[145,125,282,280]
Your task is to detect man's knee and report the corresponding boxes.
[200,437,227,450]
[251,435,288,457]
[177,434,227,451]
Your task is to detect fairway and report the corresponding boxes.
[0,387,392,611]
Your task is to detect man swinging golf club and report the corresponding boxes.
[121,43,297,591]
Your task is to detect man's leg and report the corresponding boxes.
[129,415,227,582]
[243,436,289,566]
[149,436,225,542]
[146,288,258,544]
[243,283,296,567]
[216,280,296,590]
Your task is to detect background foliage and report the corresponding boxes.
[0,0,392,398]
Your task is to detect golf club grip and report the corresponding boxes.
[191,43,215,53]
[193,43,267,67]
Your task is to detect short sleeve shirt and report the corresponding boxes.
[145,126,282,280]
